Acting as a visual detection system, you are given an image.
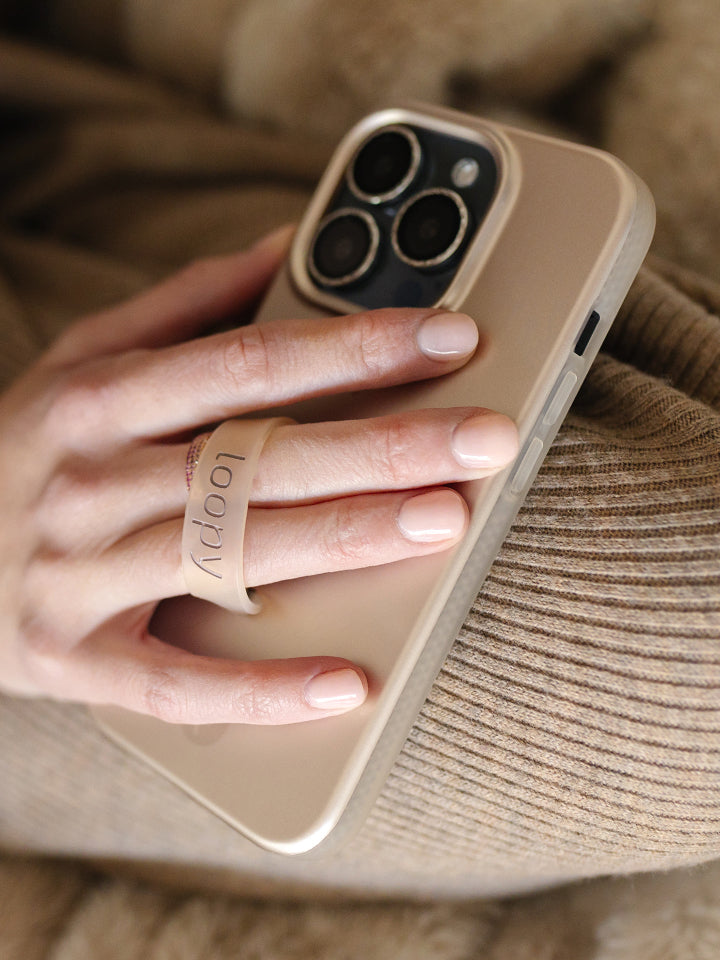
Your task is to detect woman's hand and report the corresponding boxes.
[0,227,518,724]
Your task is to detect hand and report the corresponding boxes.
[0,227,518,724]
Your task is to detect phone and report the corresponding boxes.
[93,104,655,855]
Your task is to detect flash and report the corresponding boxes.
[451,157,480,189]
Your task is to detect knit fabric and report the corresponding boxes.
[0,34,718,900]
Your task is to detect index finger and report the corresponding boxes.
[65,308,482,441]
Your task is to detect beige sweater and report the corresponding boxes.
[0,32,719,904]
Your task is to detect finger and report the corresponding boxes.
[37,409,516,553]
[141,488,466,595]
[245,487,469,585]
[254,408,518,504]
[34,621,369,725]
[27,489,468,636]
[69,308,481,441]
[43,226,294,367]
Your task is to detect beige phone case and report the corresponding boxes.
[93,105,655,855]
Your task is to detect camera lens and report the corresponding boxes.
[392,188,469,268]
[308,208,380,287]
[349,125,421,203]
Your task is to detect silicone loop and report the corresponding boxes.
[182,418,294,613]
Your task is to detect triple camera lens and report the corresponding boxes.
[349,126,421,203]
[308,209,379,288]
[308,126,471,288]
[392,189,468,268]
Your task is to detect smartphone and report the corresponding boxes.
[93,104,655,855]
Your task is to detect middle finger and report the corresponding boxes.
[33,487,470,640]
[40,408,518,551]
[253,408,518,504]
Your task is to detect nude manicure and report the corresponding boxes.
[451,413,519,468]
[305,669,367,710]
[397,489,468,542]
[416,312,479,359]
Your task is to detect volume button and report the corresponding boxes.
[543,371,578,427]
[509,437,544,496]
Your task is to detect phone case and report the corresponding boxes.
[93,105,655,855]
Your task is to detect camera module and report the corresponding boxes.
[308,208,380,287]
[392,188,469,268]
[348,125,421,203]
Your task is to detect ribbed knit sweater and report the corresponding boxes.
[0,36,718,899]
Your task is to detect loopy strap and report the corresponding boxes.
[182,418,294,613]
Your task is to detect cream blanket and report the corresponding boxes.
[1,2,720,957]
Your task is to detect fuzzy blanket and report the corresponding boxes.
[3,855,720,959]
[2,1,720,957]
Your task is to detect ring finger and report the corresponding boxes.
[31,488,469,640]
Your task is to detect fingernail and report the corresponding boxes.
[451,413,519,468]
[397,489,467,543]
[416,312,479,359]
[305,668,367,710]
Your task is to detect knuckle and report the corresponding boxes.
[351,312,390,381]
[324,498,373,567]
[371,417,417,487]
[235,678,281,724]
[44,366,114,445]
[137,665,189,723]
[219,325,274,395]
[36,463,105,543]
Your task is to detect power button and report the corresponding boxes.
[510,437,544,496]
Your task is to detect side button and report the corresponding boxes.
[542,371,578,427]
[510,437,544,496]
